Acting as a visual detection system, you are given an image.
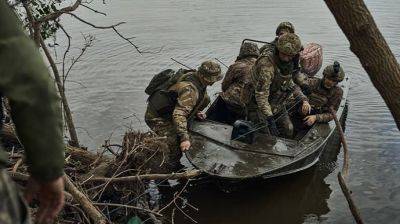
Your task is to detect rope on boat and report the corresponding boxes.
[330,107,364,224]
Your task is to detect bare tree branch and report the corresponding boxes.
[80,3,107,16]
[64,34,95,82]
[67,12,125,29]
[37,0,82,23]
[57,22,71,83]
[67,13,147,54]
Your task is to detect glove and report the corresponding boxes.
[266,116,280,136]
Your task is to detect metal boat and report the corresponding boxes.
[185,77,349,180]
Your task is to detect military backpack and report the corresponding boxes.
[145,68,196,117]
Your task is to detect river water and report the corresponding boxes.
[57,0,400,223]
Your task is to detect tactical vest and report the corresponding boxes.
[248,53,295,114]
[264,53,295,109]
[307,79,333,111]
[148,72,206,120]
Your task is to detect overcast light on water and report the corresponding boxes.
[55,0,400,223]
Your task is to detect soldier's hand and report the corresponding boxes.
[180,140,191,152]
[196,111,207,121]
[25,176,65,224]
[303,115,317,126]
[301,101,312,115]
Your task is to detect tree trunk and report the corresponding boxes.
[22,2,80,147]
[38,34,80,147]
[324,0,400,130]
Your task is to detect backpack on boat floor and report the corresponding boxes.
[145,68,194,117]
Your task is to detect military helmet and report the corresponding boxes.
[323,61,345,82]
[239,42,260,58]
[276,22,295,36]
[197,60,222,83]
[276,33,302,56]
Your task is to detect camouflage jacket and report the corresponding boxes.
[249,52,307,117]
[220,57,257,108]
[302,78,343,122]
[259,38,277,56]
[170,74,209,142]
[0,1,64,182]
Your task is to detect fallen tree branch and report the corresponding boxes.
[338,172,364,224]
[86,170,201,184]
[93,202,163,217]
[330,108,364,224]
[330,108,349,177]
[64,175,108,224]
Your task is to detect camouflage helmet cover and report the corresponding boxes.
[276,21,295,36]
[197,60,222,83]
[276,33,302,56]
[323,61,345,82]
[239,42,260,58]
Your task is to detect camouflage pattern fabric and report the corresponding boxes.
[275,21,295,36]
[146,72,209,140]
[302,78,343,122]
[237,42,259,60]
[276,33,302,56]
[247,52,307,137]
[259,38,277,56]
[323,62,345,82]
[144,107,181,166]
[0,170,30,224]
[250,53,306,117]
[220,57,257,115]
[197,61,222,83]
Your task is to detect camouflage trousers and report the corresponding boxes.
[0,169,30,224]
[144,107,182,170]
[246,108,294,138]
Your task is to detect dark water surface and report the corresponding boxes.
[58,0,400,223]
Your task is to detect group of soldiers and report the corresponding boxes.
[145,22,345,170]
[0,0,346,221]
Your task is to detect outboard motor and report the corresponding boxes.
[231,120,255,144]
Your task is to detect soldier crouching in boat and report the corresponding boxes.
[145,61,222,170]
[246,33,311,138]
[219,42,260,123]
[298,61,345,126]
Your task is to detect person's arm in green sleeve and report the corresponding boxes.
[0,1,65,222]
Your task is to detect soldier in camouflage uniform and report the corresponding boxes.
[247,33,311,138]
[259,22,295,55]
[300,62,345,126]
[220,42,260,122]
[145,61,222,168]
[0,1,65,223]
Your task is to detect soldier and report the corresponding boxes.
[220,42,260,123]
[259,21,295,55]
[301,61,345,126]
[145,61,222,168]
[247,33,311,138]
[0,1,65,224]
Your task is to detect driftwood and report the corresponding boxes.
[64,175,108,224]
[3,122,201,223]
[85,170,201,184]
[330,108,364,224]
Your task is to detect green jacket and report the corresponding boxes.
[0,1,64,182]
